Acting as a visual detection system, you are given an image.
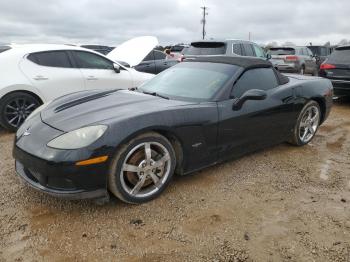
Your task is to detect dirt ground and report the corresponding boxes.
[0,99,349,262]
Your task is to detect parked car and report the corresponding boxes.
[268,46,318,75]
[319,45,350,96]
[0,40,155,131]
[133,49,178,74]
[307,45,333,68]
[80,45,114,55]
[181,39,269,61]
[13,56,333,204]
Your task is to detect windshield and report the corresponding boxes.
[269,48,295,55]
[139,62,239,101]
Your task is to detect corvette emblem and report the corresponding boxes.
[23,129,31,136]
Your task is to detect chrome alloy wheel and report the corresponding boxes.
[5,98,39,128]
[120,142,171,198]
[298,105,320,143]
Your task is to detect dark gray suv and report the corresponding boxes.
[268,46,318,75]
[182,39,269,60]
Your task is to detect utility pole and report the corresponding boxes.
[201,6,208,40]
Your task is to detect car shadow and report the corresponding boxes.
[333,96,350,106]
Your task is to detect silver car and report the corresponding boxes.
[268,46,318,75]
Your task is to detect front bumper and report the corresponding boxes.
[13,146,108,200]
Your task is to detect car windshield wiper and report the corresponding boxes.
[142,91,169,100]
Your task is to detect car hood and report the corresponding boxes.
[41,89,191,132]
[106,36,158,67]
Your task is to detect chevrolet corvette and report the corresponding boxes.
[13,56,333,204]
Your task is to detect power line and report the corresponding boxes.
[200,6,208,40]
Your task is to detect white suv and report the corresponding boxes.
[0,42,155,131]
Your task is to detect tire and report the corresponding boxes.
[108,132,176,204]
[289,101,321,146]
[0,92,41,132]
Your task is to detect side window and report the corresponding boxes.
[296,48,302,55]
[253,45,266,58]
[142,50,154,62]
[320,47,327,56]
[231,68,278,98]
[154,51,166,60]
[242,44,255,57]
[306,48,313,56]
[27,51,72,68]
[232,44,243,56]
[73,51,113,69]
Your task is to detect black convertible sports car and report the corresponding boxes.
[13,56,333,204]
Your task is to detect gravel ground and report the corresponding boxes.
[0,99,349,262]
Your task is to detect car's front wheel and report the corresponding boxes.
[108,132,176,204]
[0,92,41,132]
[289,101,321,146]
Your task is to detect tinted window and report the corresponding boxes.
[328,48,350,63]
[306,48,313,56]
[28,51,72,68]
[231,68,278,98]
[269,48,295,55]
[186,42,226,55]
[320,47,328,56]
[139,62,239,101]
[232,44,243,55]
[143,51,154,61]
[243,44,255,57]
[154,50,166,60]
[253,45,266,58]
[73,51,113,69]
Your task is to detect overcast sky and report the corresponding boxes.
[0,0,349,46]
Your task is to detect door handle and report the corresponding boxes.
[87,76,98,80]
[33,75,48,80]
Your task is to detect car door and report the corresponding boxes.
[217,68,295,161]
[20,50,85,101]
[71,50,133,90]
[133,51,156,74]
[305,48,317,72]
[154,50,169,73]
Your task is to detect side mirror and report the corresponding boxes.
[113,63,121,73]
[232,89,267,111]
[266,53,272,60]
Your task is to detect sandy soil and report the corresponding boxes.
[0,99,349,262]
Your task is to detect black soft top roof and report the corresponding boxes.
[184,55,289,85]
[184,55,272,69]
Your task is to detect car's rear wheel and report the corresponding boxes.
[108,132,176,204]
[289,101,321,146]
[0,92,41,132]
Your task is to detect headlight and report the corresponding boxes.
[26,101,51,122]
[47,125,108,149]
